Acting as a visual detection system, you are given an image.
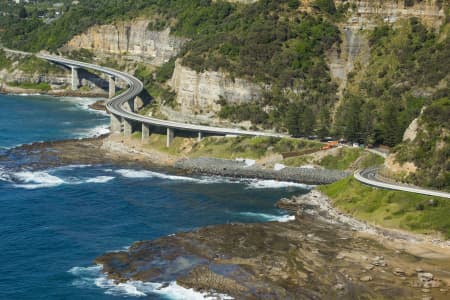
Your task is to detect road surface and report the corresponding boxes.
[355,168,450,199]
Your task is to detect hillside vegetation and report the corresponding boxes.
[320,177,450,238]
[0,0,342,136]
[336,18,449,147]
[391,98,450,191]
[0,0,448,190]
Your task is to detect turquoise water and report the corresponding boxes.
[0,94,308,299]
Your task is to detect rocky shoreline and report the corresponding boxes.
[175,157,350,185]
[0,86,108,98]
[2,131,449,299]
[96,190,450,300]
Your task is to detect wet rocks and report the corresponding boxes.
[393,268,406,277]
[418,272,434,283]
[360,275,373,282]
[371,256,387,267]
[175,157,350,185]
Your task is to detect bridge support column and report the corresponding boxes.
[198,131,203,142]
[108,76,116,99]
[71,66,80,90]
[110,114,122,134]
[123,118,133,137]
[166,128,174,147]
[142,123,150,143]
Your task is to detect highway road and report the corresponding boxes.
[6,50,449,198]
[38,54,288,138]
[355,168,450,199]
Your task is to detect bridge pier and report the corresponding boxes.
[142,123,150,143]
[108,75,116,99]
[71,66,80,90]
[123,118,133,137]
[110,114,122,133]
[198,131,203,142]
[166,128,174,147]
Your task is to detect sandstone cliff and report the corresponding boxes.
[0,53,109,96]
[63,20,186,66]
[328,0,445,99]
[169,60,262,114]
[335,0,445,29]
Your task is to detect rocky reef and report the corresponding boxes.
[96,191,450,299]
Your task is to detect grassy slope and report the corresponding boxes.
[131,133,322,160]
[319,177,450,238]
[283,147,384,170]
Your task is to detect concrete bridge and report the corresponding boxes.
[38,54,287,147]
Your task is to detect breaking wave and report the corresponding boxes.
[239,212,296,223]
[60,97,108,116]
[68,265,233,299]
[115,169,200,181]
[75,124,110,138]
[114,169,311,190]
[0,166,115,189]
[246,180,310,189]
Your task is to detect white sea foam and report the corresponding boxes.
[115,169,199,182]
[12,170,65,189]
[4,167,115,190]
[246,180,310,189]
[239,212,296,223]
[60,97,108,116]
[75,124,110,139]
[85,176,115,183]
[69,265,233,299]
[114,169,311,190]
[0,167,13,183]
[57,164,92,170]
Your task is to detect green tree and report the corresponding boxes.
[312,0,336,14]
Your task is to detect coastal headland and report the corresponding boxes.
[2,129,449,299]
[0,0,448,295]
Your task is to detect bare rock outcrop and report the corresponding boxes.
[169,60,262,114]
[335,0,445,29]
[63,20,187,66]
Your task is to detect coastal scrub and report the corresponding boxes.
[319,177,450,238]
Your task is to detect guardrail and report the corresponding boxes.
[354,169,450,199]
[37,53,287,138]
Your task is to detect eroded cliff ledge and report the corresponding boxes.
[62,20,187,66]
[169,60,262,114]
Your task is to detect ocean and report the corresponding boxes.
[0,94,309,299]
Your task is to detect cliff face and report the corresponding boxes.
[335,0,445,29]
[169,60,262,114]
[0,53,109,95]
[328,0,445,99]
[0,68,69,89]
[63,20,187,66]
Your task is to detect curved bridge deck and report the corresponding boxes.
[38,54,287,146]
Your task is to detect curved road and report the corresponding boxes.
[355,168,450,199]
[38,54,287,138]
[28,53,450,199]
